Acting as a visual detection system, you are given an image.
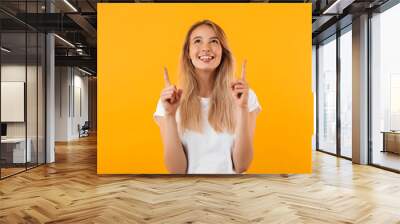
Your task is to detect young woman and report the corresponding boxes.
[154,20,261,174]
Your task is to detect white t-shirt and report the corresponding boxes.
[154,89,261,174]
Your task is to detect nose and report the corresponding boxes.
[200,42,211,52]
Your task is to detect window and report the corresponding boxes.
[339,28,352,158]
[318,35,337,154]
[0,1,46,179]
[371,2,400,171]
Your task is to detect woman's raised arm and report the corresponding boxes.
[231,61,258,173]
[155,68,187,174]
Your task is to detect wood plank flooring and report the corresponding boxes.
[0,134,400,223]
[372,151,400,171]
[0,167,26,178]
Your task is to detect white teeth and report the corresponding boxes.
[198,55,214,61]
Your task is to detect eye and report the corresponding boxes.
[210,39,219,44]
[193,39,201,44]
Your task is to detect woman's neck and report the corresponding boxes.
[195,69,214,98]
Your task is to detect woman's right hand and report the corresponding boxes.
[161,67,182,116]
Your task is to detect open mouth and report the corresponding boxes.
[198,55,215,63]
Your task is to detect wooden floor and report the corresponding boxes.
[0,167,26,178]
[1,163,45,178]
[1,135,400,223]
[373,150,400,171]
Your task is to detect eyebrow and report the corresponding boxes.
[191,36,219,40]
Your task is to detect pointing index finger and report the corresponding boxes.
[241,60,247,81]
[163,67,171,87]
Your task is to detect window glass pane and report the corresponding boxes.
[1,30,27,177]
[371,3,400,171]
[27,31,38,169]
[312,45,317,151]
[318,36,337,154]
[0,1,46,179]
[340,28,352,158]
[38,32,45,165]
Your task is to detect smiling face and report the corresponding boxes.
[189,24,223,73]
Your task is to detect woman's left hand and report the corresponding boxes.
[231,60,249,109]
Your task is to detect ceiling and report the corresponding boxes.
[0,0,97,74]
[0,0,395,74]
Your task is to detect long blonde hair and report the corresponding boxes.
[179,20,235,133]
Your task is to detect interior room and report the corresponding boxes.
[0,0,399,223]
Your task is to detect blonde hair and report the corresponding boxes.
[179,20,235,133]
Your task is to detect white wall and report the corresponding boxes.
[1,82,24,122]
[55,66,70,141]
[1,65,26,131]
[55,67,89,141]
[1,65,38,137]
[72,73,89,138]
[312,45,316,151]
[1,63,46,164]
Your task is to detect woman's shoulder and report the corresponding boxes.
[248,88,257,96]
[247,88,261,113]
[248,87,259,101]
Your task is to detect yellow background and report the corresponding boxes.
[98,3,313,174]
